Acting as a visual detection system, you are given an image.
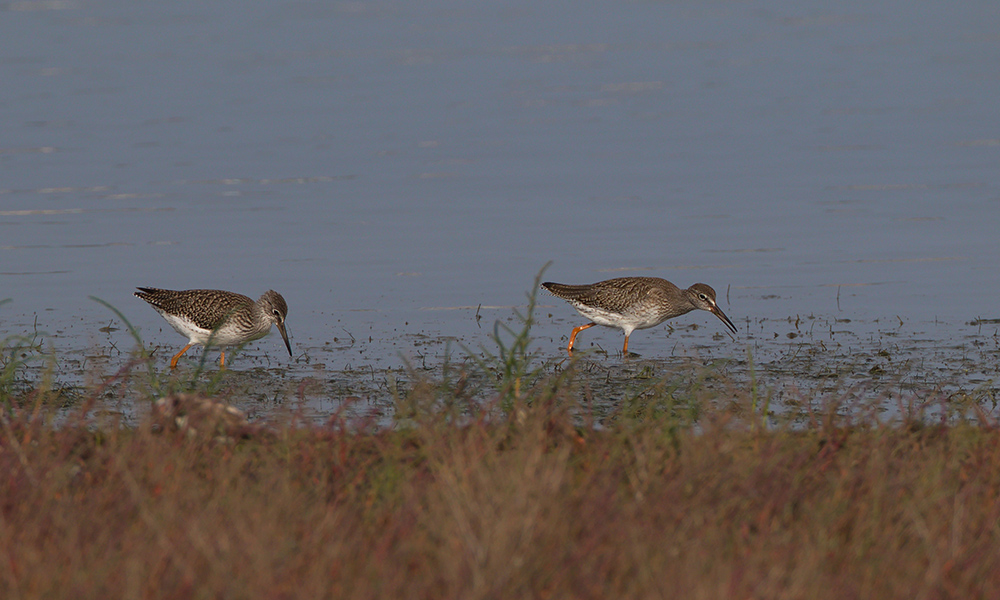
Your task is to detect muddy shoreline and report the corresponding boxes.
[7,310,998,427]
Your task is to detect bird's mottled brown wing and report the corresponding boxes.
[543,277,677,314]
[135,288,254,331]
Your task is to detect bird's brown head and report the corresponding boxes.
[259,290,293,357]
[685,283,737,334]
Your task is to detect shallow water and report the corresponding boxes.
[2,0,999,418]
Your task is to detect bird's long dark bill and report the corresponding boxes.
[711,305,738,334]
[276,322,293,357]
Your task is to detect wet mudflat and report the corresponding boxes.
[8,301,998,426]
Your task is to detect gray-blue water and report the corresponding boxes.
[2,0,999,415]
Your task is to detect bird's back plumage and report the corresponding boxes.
[542,277,682,315]
[134,288,255,332]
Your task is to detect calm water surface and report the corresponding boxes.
[2,0,999,414]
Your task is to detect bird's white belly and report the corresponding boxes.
[159,311,267,347]
[571,302,666,333]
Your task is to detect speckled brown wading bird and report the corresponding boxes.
[541,277,737,354]
[134,288,292,369]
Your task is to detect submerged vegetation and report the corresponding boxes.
[2,287,1000,598]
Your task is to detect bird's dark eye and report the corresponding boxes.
[699,294,708,300]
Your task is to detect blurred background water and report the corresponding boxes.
[1,0,998,395]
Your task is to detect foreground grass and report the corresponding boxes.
[2,375,1000,599]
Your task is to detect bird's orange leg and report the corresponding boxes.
[622,335,630,355]
[219,351,226,370]
[169,344,193,369]
[567,323,596,353]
